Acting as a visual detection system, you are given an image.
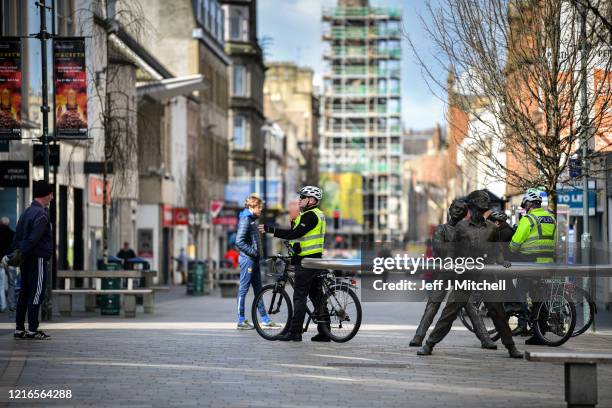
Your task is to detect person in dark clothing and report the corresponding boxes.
[417,190,523,358]
[410,198,497,350]
[11,180,54,340]
[0,217,15,311]
[259,185,328,342]
[116,242,136,268]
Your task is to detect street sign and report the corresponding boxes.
[568,157,581,178]
[210,200,223,218]
[84,161,113,174]
[0,161,29,187]
[33,144,60,167]
[556,188,596,216]
[173,208,189,226]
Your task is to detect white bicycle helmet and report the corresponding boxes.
[297,186,322,201]
[522,190,542,203]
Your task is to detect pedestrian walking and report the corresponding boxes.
[0,216,15,312]
[235,195,277,330]
[11,180,54,340]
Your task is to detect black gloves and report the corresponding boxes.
[263,224,275,234]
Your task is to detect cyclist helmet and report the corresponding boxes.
[488,210,508,223]
[521,189,542,208]
[297,185,322,201]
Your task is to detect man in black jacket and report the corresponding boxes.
[260,186,328,342]
[12,180,54,340]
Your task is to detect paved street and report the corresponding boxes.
[0,286,611,408]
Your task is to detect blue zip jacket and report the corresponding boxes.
[12,200,53,259]
[235,208,261,259]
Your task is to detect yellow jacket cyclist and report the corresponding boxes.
[261,185,328,342]
[509,190,556,263]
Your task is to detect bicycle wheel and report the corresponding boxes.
[319,285,362,343]
[533,293,576,347]
[252,283,292,341]
[459,299,499,341]
[571,287,596,337]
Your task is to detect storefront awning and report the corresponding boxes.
[136,74,208,101]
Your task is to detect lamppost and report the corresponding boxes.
[260,120,275,257]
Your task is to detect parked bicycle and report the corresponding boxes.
[459,278,576,346]
[251,243,362,342]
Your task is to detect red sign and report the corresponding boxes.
[212,216,237,226]
[161,204,173,228]
[210,200,224,217]
[88,176,110,206]
[173,208,189,225]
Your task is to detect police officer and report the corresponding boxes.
[509,189,556,344]
[13,180,54,340]
[509,190,556,263]
[259,186,328,342]
[417,190,523,358]
[410,198,497,350]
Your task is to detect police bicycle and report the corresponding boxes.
[251,242,362,342]
[459,278,576,346]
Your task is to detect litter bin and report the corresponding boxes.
[125,257,151,288]
[186,260,206,296]
[98,256,123,315]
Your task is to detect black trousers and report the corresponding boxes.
[289,264,326,336]
[426,289,515,348]
[16,257,48,332]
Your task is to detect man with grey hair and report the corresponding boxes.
[0,216,15,312]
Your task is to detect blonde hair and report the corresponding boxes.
[244,195,263,209]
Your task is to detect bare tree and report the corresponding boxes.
[409,0,612,211]
[77,0,150,261]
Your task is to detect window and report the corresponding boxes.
[56,0,75,36]
[233,116,247,149]
[228,6,248,41]
[216,7,224,43]
[232,64,247,96]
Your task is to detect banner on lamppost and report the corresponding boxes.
[0,38,21,140]
[53,38,88,139]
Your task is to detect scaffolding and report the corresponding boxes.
[321,4,402,242]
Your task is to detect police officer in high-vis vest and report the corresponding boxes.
[509,190,556,263]
[260,186,328,342]
[509,189,556,345]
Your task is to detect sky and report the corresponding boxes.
[258,0,447,131]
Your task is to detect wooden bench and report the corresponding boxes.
[525,351,612,408]
[54,289,153,318]
[56,270,156,317]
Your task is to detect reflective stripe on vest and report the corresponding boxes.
[518,209,556,263]
[290,208,326,256]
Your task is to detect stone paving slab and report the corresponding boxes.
[0,286,610,407]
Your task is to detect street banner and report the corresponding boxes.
[173,208,189,226]
[0,38,21,140]
[54,38,88,139]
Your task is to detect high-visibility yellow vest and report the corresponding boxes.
[290,207,326,256]
[509,207,556,263]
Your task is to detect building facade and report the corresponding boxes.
[320,0,403,242]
